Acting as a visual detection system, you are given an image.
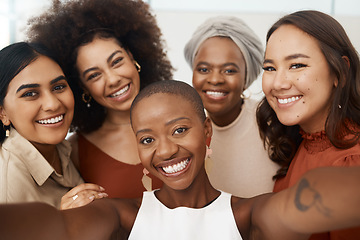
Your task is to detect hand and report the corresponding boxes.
[61,183,108,210]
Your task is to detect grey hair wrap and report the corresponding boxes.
[184,16,263,89]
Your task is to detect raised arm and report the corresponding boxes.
[252,166,360,239]
[0,199,121,240]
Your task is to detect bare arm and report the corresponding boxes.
[0,199,121,240]
[252,166,360,239]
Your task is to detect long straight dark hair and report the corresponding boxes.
[256,10,360,179]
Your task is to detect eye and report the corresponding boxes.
[53,83,68,92]
[87,72,101,81]
[140,137,154,145]
[111,57,124,67]
[21,91,38,98]
[173,127,188,135]
[223,68,238,74]
[262,66,276,72]
[196,67,209,73]
[290,63,307,69]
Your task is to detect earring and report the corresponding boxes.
[3,124,10,137]
[134,61,141,73]
[338,104,342,109]
[141,168,152,192]
[82,93,92,108]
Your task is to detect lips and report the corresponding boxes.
[161,158,190,174]
[204,90,228,99]
[109,84,130,98]
[36,114,64,125]
[277,95,302,104]
[156,157,191,175]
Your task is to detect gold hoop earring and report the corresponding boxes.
[134,61,141,73]
[82,93,92,108]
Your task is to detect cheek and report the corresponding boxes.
[192,74,205,90]
[138,148,153,167]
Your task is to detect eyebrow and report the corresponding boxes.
[135,117,190,136]
[82,50,123,78]
[16,75,66,93]
[263,53,310,65]
[195,61,239,69]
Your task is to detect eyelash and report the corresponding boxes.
[20,83,68,98]
[262,63,307,72]
[139,127,189,145]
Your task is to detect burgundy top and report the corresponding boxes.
[78,134,162,198]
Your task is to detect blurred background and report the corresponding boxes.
[1,0,359,98]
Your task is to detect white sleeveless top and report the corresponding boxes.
[128,191,243,240]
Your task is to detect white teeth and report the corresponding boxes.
[38,115,63,124]
[162,159,190,174]
[278,96,302,104]
[206,91,226,97]
[111,85,129,97]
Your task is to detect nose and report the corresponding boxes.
[105,69,121,88]
[41,91,61,111]
[207,71,225,85]
[271,69,291,91]
[155,136,179,160]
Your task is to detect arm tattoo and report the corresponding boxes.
[294,178,332,217]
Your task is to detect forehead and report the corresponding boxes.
[8,56,62,90]
[132,93,197,125]
[265,24,321,58]
[76,37,126,63]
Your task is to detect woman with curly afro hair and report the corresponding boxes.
[27,0,173,208]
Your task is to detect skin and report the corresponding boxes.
[64,36,143,209]
[132,93,218,208]
[262,24,338,133]
[0,56,74,174]
[1,91,360,240]
[71,36,141,165]
[192,37,246,127]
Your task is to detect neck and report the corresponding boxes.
[209,99,243,127]
[155,168,220,209]
[103,109,131,128]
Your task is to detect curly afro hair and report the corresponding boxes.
[27,0,173,133]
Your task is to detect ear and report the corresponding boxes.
[0,106,10,126]
[334,56,351,88]
[342,55,350,69]
[203,117,212,139]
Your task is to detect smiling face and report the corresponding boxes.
[192,37,246,126]
[131,93,212,191]
[0,55,74,148]
[262,24,338,133]
[76,37,140,114]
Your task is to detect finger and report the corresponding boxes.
[63,192,108,210]
[65,183,105,198]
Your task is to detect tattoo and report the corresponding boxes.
[294,178,332,217]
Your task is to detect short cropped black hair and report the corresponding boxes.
[130,80,206,124]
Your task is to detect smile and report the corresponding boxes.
[161,158,190,174]
[37,114,64,124]
[277,96,302,104]
[110,84,130,98]
[205,90,227,98]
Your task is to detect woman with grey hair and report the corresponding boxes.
[184,16,279,197]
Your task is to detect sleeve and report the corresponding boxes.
[333,154,360,166]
